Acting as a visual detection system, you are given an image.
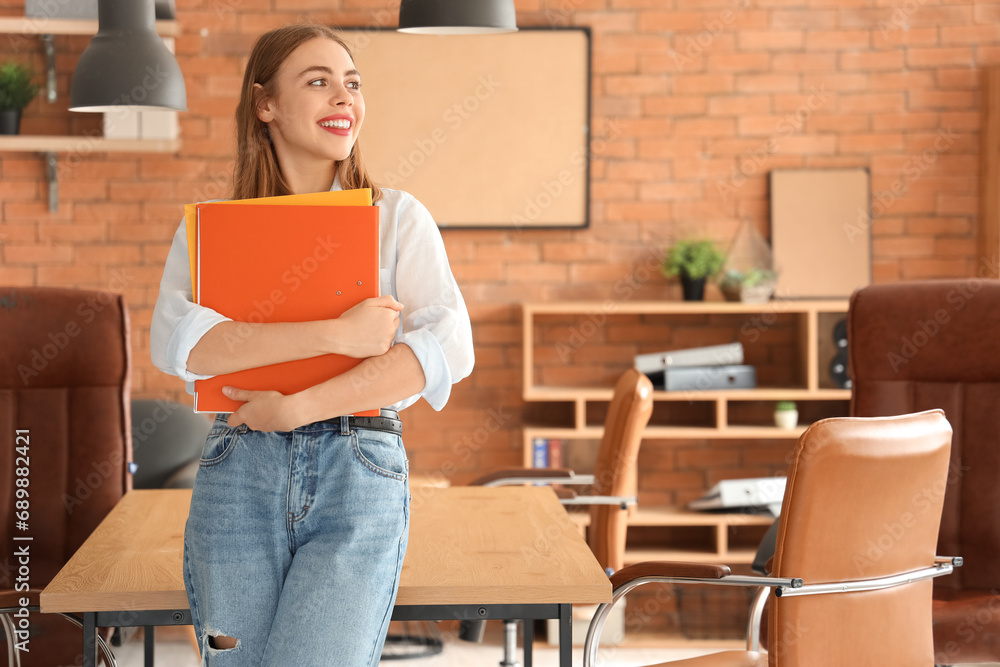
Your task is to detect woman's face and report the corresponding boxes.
[256,37,365,166]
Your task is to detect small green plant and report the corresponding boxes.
[0,62,40,111]
[719,268,777,289]
[661,239,725,280]
[775,400,797,411]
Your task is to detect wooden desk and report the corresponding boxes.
[40,487,610,667]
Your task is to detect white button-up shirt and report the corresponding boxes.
[150,174,475,412]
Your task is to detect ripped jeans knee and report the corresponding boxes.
[204,623,240,653]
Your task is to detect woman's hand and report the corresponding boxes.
[332,295,404,358]
[224,386,306,432]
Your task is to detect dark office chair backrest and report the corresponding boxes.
[588,368,654,573]
[769,410,952,666]
[0,286,131,665]
[131,399,210,489]
[848,280,1000,663]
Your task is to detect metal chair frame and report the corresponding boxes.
[0,606,117,667]
[583,558,961,667]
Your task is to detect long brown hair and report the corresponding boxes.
[231,23,383,203]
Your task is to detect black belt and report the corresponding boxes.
[341,409,401,435]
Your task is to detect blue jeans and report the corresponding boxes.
[183,414,410,666]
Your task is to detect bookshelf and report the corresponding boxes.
[522,299,851,564]
[0,17,183,211]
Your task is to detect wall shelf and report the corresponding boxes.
[0,136,181,153]
[0,17,180,36]
[567,507,776,565]
[0,17,183,211]
[522,299,851,569]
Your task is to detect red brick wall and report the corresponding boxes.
[0,0,995,487]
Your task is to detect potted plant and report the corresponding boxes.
[0,62,40,135]
[774,400,798,430]
[662,239,725,301]
[719,268,778,304]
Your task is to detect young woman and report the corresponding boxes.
[150,23,474,665]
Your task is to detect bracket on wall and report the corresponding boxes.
[41,34,57,103]
[45,152,58,212]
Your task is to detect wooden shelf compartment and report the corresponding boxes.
[525,386,851,402]
[523,425,810,465]
[523,300,850,398]
[567,507,775,565]
[522,300,848,575]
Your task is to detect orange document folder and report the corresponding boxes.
[184,188,373,298]
[193,202,380,415]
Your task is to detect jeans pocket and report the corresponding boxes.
[353,430,407,481]
[199,426,242,467]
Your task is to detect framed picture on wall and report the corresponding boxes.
[339,27,591,229]
[770,168,872,299]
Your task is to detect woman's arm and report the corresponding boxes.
[186,296,403,375]
[152,217,402,379]
[224,343,425,431]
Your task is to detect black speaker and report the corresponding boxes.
[829,318,851,389]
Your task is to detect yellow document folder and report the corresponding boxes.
[184,188,373,296]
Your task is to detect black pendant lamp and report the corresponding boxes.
[398,0,517,34]
[70,0,187,112]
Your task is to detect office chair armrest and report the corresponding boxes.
[470,468,597,487]
[609,561,731,588]
[584,564,802,667]
[559,494,636,508]
[772,559,958,598]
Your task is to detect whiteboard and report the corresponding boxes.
[338,28,591,228]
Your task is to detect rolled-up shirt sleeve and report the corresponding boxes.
[150,216,232,384]
[392,195,474,411]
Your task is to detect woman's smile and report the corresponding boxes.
[318,114,353,136]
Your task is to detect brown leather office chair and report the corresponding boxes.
[0,286,132,666]
[848,280,1000,665]
[585,410,959,666]
[465,367,654,659]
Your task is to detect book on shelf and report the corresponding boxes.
[532,438,548,468]
[192,197,380,416]
[635,343,756,391]
[634,342,744,374]
[548,438,563,469]
[661,364,757,392]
